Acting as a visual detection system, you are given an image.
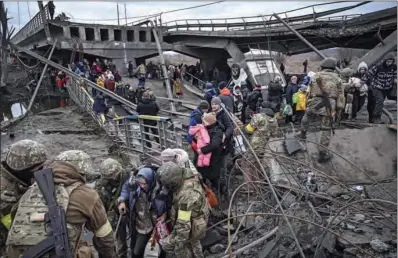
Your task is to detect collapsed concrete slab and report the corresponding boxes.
[306,127,397,184]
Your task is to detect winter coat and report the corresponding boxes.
[247,88,262,111]
[286,82,299,105]
[187,108,204,144]
[96,77,105,88]
[368,53,397,90]
[204,85,217,107]
[136,98,160,125]
[353,62,370,84]
[189,124,211,167]
[233,86,244,117]
[295,91,307,111]
[197,122,224,181]
[106,79,115,92]
[93,95,107,114]
[218,88,234,112]
[215,110,234,154]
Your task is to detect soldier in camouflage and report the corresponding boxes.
[297,58,343,163]
[240,106,282,191]
[6,150,116,258]
[97,158,129,258]
[157,161,209,258]
[339,68,355,121]
[0,140,48,255]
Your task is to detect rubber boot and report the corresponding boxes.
[318,151,331,163]
[296,130,307,140]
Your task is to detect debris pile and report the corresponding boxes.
[204,127,397,258]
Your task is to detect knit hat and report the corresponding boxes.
[300,85,308,92]
[211,96,222,106]
[199,100,209,110]
[218,81,227,90]
[202,113,217,125]
[205,82,213,90]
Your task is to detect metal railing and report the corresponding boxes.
[11,4,50,44]
[164,2,368,32]
[182,72,206,91]
[65,76,184,162]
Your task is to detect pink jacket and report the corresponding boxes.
[189,124,212,167]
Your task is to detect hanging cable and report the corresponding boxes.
[27,1,31,19]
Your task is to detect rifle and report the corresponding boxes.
[316,76,335,135]
[22,168,73,258]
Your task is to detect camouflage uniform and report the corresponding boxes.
[97,158,129,258]
[0,140,47,255]
[339,68,355,121]
[241,110,282,189]
[158,162,209,258]
[6,150,116,258]
[299,58,343,162]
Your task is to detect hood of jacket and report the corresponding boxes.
[190,108,202,119]
[219,87,231,96]
[205,82,213,90]
[136,167,156,191]
[140,98,153,105]
[233,85,242,96]
[302,76,310,86]
[50,161,86,187]
[357,62,368,72]
[383,52,396,65]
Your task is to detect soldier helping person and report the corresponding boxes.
[0,140,48,255]
[97,158,130,258]
[157,162,210,258]
[297,58,344,163]
[5,150,116,258]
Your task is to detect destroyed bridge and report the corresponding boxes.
[11,2,397,75]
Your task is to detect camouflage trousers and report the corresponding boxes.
[162,239,203,258]
[301,97,334,153]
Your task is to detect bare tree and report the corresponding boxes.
[0,2,15,91]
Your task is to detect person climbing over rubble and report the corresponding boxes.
[240,104,282,191]
[267,75,284,116]
[97,158,129,258]
[157,162,209,258]
[246,84,263,120]
[294,85,308,124]
[0,140,48,254]
[118,166,167,258]
[367,52,397,124]
[6,150,116,258]
[297,58,343,163]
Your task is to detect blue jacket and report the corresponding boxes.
[119,167,167,223]
[93,95,107,114]
[187,108,203,144]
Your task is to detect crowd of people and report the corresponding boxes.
[2,53,395,258]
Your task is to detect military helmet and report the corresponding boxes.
[5,139,47,171]
[340,68,354,79]
[320,58,337,70]
[54,150,93,176]
[99,158,123,180]
[157,161,184,190]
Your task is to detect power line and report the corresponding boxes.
[70,1,225,22]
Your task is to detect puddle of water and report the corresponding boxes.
[0,96,71,122]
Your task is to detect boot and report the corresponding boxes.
[296,130,307,140]
[373,118,385,124]
[318,151,331,163]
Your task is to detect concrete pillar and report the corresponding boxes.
[121,29,127,42]
[146,29,151,43]
[225,40,257,89]
[94,27,101,41]
[108,29,114,41]
[78,27,86,41]
[134,30,139,43]
[63,26,71,39]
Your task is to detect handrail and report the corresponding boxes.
[11,4,50,44]
[183,71,206,91]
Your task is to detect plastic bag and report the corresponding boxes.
[234,135,246,155]
[283,104,293,116]
[292,92,299,104]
